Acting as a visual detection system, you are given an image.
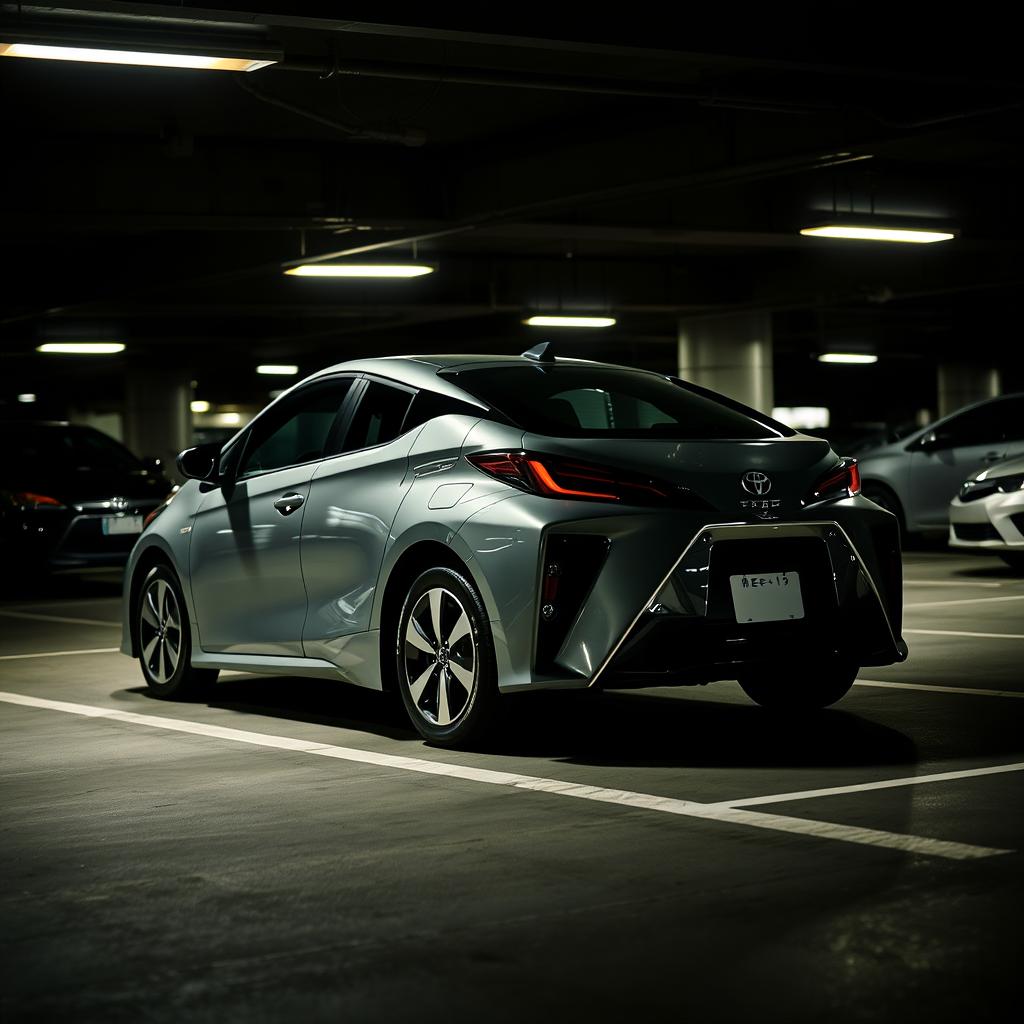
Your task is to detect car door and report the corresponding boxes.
[300,377,420,660]
[189,377,356,655]
[906,397,1024,529]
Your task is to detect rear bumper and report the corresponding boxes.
[593,520,906,688]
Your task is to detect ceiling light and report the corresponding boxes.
[190,400,211,414]
[0,42,276,72]
[284,264,434,278]
[523,316,617,328]
[17,393,37,403]
[37,342,125,354]
[256,364,298,376]
[818,353,878,364]
[772,406,830,430]
[217,412,242,426]
[800,225,954,244]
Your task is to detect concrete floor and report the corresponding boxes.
[1,551,1022,1023]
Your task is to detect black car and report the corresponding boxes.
[1,421,171,569]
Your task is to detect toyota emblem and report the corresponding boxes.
[741,471,772,496]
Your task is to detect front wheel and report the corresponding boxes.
[738,660,858,710]
[137,564,218,700]
[396,567,498,747]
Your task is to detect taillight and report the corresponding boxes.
[14,492,65,509]
[804,458,861,506]
[467,451,687,506]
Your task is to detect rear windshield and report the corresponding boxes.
[1,424,143,477]
[443,365,790,440]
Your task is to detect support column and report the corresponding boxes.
[678,312,773,413]
[123,369,192,476]
[937,363,1001,418]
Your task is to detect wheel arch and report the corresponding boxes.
[125,542,179,658]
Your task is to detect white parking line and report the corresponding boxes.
[0,690,1009,862]
[905,628,1024,641]
[856,679,1024,699]
[903,580,1005,588]
[0,610,120,627]
[903,594,1024,610]
[713,761,1024,809]
[0,648,120,661]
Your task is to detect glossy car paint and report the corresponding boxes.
[122,355,907,696]
[949,453,1024,553]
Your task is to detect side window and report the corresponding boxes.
[401,390,486,433]
[338,380,415,453]
[237,379,352,477]
[940,403,1004,448]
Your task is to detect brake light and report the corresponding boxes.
[804,458,861,506]
[467,451,679,505]
[14,492,64,509]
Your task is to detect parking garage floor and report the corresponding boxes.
[1,551,1022,1023]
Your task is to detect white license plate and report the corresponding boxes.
[729,571,804,623]
[102,515,143,536]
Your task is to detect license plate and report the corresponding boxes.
[729,571,804,623]
[102,515,143,536]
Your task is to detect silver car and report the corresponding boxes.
[121,350,906,746]
[949,453,1024,571]
[857,393,1024,536]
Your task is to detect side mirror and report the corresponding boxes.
[176,442,221,481]
[915,431,940,452]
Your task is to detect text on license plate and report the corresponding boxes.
[729,571,804,623]
[102,515,144,536]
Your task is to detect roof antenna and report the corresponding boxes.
[521,341,556,362]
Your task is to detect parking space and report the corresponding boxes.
[1,550,1021,1021]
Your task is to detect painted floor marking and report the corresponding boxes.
[856,678,1024,699]
[904,628,1024,641]
[903,580,1004,588]
[713,761,1024,809]
[0,690,1008,862]
[0,610,120,628]
[0,648,120,661]
[903,594,1024,610]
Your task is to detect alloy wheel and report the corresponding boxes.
[402,586,477,727]
[139,577,182,685]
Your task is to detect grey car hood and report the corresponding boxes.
[965,452,1024,483]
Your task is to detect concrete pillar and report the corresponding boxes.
[937,363,1001,418]
[678,312,773,413]
[123,369,192,478]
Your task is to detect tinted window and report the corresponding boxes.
[238,379,352,477]
[339,381,415,453]
[443,365,787,439]
[401,390,485,434]
[941,398,1024,447]
[1,424,142,477]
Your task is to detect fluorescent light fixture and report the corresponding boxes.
[818,353,878,364]
[285,264,434,278]
[256,364,299,376]
[772,406,830,430]
[17,393,37,403]
[190,400,211,414]
[37,342,125,354]
[800,225,954,244]
[523,316,617,328]
[217,412,242,426]
[0,42,275,72]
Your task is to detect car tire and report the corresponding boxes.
[862,482,907,537]
[396,566,498,747]
[999,552,1024,573]
[737,660,858,710]
[137,564,218,700]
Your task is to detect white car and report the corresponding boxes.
[949,454,1024,571]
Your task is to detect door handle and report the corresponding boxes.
[273,493,305,516]
[983,451,1005,463]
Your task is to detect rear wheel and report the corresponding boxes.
[862,482,906,537]
[738,660,858,710]
[396,567,498,747]
[137,564,218,700]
